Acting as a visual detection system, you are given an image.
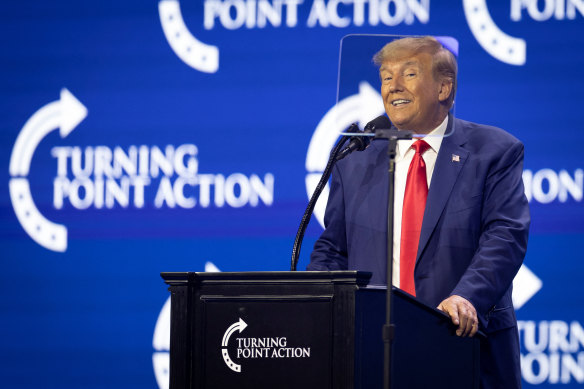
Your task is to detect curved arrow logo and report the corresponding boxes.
[463,0,526,65]
[222,318,248,373]
[305,81,384,228]
[9,88,88,252]
[158,0,219,73]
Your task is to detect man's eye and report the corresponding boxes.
[406,73,416,77]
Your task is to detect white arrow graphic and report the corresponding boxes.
[222,318,248,347]
[305,81,385,228]
[159,0,219,73]
[512,264,542,310]
[10,88,87,176]
[9,88,88,252]
[463,0,526,66]
[221,318,248,373]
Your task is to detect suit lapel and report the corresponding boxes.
[416,117,469,263]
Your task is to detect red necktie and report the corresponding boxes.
[400,140,431,296]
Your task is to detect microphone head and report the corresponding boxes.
[364,115,392,131]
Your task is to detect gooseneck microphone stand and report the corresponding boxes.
[291,115,386,271]
[290,123,358,271]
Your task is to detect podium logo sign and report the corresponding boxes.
[221,318,311,373]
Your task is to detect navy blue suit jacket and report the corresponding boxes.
[308,116,530,388]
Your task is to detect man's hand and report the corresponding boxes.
[437,295,478,337]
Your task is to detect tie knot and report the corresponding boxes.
[412,139,430,155]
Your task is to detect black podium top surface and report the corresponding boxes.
[160,270,373,286]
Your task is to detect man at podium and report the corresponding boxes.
[308,36,529,389]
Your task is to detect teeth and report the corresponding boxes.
[392,99,410,106]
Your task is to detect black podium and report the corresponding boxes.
[161,271,480,389]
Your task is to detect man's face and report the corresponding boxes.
[380,52,447,133]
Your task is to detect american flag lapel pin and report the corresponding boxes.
[451,154,460,162]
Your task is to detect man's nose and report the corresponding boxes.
[389,77,403,92]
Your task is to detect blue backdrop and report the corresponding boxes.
[1,1,583,387]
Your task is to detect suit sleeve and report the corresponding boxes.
[450,141,530,326]
[307,164,349,271]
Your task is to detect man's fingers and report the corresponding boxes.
[438,295,478,337]
[470,322,479,337]
[457,311,466,336]
[458,304,478,337]
[462,318,478,337]
[450,305,460,326]
[460,312,473,337]
[468,312,479,337]
[459,306,472,336]
[437,300,460,326]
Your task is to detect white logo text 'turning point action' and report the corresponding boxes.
[235,337,311,358]
[221,318,311,373]
[159,0,430,72]
[51,144,274,210]
[519,320,584,384]
[203,0,430,29]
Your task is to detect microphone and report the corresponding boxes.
[365,114,392,131]
[336,115,392,161]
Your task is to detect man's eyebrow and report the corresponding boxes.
[380,60,420,72]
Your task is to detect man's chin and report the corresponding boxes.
[386,112,412,129]
[388,118,409,130]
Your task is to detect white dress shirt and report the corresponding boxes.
[392,115,448,287]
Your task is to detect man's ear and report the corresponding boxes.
[438,80,453,103]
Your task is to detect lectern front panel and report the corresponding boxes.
[162,271,479,389]
[201,295,333,389]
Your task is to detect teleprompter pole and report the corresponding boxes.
[375,128,413,389]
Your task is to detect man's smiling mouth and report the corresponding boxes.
[392,99,411,106]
